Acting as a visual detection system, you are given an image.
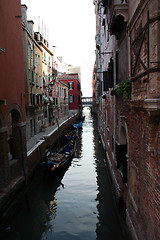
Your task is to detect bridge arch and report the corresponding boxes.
[82,97,93,106]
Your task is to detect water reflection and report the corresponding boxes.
[0,163,71,240]
[0,108,126,240]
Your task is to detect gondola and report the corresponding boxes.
[65,130,77,140]
[41,136,77,172]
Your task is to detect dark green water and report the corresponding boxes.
[0,108,125,240]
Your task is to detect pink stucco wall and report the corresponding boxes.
[0,0,25,120]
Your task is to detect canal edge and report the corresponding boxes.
[0,113,79,231]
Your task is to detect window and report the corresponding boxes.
[116,51,119,84]
[38,55,40,66]
[116,143,128,183]
[108,58,114,88]
[35,54,37,66]
[31,71,34,84]
[68,82,74,90]
[36,73,38,86]
[31,49,33,66]
[69,94,74,103]
[28,44,30,57]
[30,93,35,105]
[32,94,35,105]
[58,87,61,97]
[98,80,102,96]
[40,95,42,104]
[43,72,46,84]
[28,45,31,68]
[103,71,109,91]
[39,75,42,86]
[64,89,66,98]
[103,58,114,91]
[28,69,31,81]
[30,93,32,105]
[36,94,39,104]
[43,52,46,62]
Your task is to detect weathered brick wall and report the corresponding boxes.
[0,129,10,189]
[128,1,160,237]
[127,110,160,240]
[115,97,131,198]
[105,91,160,240]
[96,1,160,239]
[130,0,160,100]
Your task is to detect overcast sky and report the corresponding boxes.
[21,0,96,97]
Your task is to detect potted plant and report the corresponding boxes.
[111,79,131,99]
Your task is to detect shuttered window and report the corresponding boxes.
[69,82,74,90]
[116,51,119,84]
[103,71,109,91]
[69,94,74,103]
[103,58,114,91]
[108,58,114,88]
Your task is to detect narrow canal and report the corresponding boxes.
[1,108,126,240]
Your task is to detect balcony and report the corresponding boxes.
[144,99,160,116]
[109,0,128,39]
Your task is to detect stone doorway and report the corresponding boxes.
[0,105,26,191]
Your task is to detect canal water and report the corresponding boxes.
[0,108,126,240]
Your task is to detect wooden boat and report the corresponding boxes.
[41,137,76,172]
[65,130,77,140]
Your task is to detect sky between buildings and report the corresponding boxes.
[20,0,96,97]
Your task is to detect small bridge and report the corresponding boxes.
[82,97,93,106]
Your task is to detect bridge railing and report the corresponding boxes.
[81,97,93,105]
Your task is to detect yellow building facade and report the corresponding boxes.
[22,5,44,140]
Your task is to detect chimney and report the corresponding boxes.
[27,20,34,37]
[21,4,28,26]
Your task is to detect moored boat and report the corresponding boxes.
[65,130,77,140]
[41,137,77,172]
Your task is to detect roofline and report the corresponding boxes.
[38,41,53,56]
